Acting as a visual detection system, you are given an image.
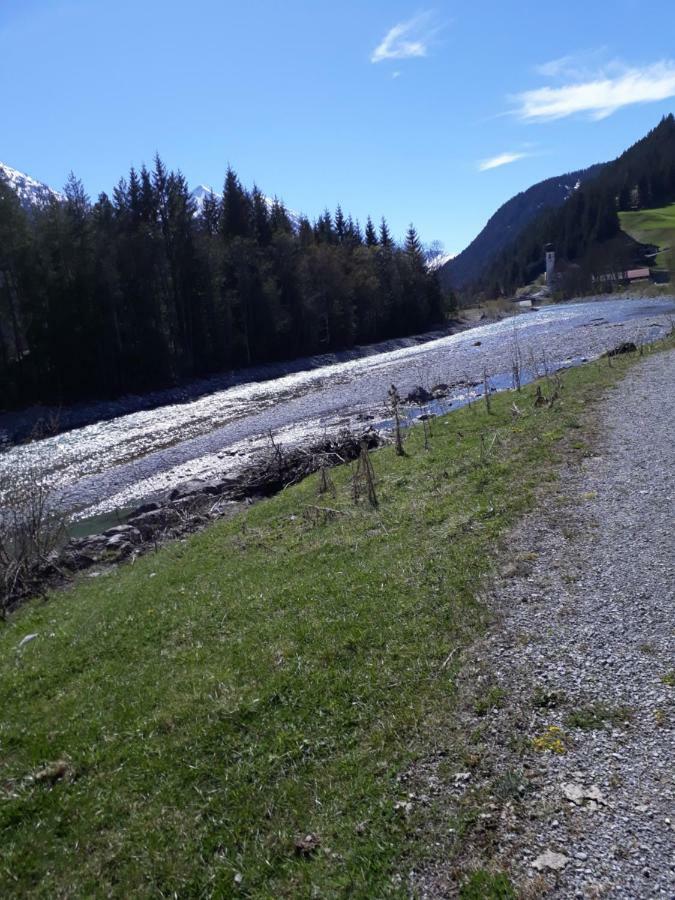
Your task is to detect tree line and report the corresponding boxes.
[0,158,448,410]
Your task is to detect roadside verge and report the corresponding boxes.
[1,335,672,897]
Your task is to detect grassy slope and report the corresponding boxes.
[1,340,670,898]
[619,203,675,267]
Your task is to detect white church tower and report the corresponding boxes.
[545,243,556,284]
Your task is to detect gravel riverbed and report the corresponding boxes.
[1,296,674,525]
[415,348,675,898]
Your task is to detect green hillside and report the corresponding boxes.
[473,114,675,297]
[0,342,671,897]
[619,203,675,267]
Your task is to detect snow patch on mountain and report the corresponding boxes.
[426,251,455,271]
[190,184,218,211]
[190,183,300,229]
[562,179,582,199]
[0,161,63,208]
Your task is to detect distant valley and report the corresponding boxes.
[438,162,606,290]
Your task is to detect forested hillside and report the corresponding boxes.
[438,163,605,290]
[472,115,675,298]
[0,160,444,410]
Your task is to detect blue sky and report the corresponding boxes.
[3,0,675,255]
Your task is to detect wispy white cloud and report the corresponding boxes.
[535,55,577,78]
[514,60,675,122]
[371,13,438,64]
[478,151,528,171]
[534,48,609,80]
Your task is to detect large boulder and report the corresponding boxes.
[58,546,97,572]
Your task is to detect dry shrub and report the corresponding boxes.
[0,467,66,616]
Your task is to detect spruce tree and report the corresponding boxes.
[379,217,392,248]
[0,156,451,409]
[221,166,250,240]
[365,216,378,247]
[251,186,272,246]
[334,205,346,242]
[405,224,425,269]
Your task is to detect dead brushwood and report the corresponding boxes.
[510,321,523,391]
[242,429,380,499]
[483,368,492,414]
[351,441,378,508]
[317,466,336,497]
[479,431,499,465]
[302,505,348,526]
[387,384,405,457]
[0,468,67,617]
[421,414,432,451]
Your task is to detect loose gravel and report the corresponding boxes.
[2,296,673,524]
[414,349,675,898]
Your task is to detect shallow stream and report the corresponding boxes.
[1,296,672,527]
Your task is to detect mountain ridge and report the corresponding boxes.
[0,163,302,227]
[439,162,606,290]
[0,161,63,208]
[474,114,675,297]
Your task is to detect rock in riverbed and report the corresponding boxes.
[127,507,182,538]
[531,850,569,872]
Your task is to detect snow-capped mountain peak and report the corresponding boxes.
[189,183,300,228]
[426,251,455,272]
[190,184,217,210]
[2,161,301,231]
[0,161,63,208]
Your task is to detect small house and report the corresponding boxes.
[624,267,651,283]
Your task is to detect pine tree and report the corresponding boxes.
[251,186,272,246]
[269,198,293,235]
[365,216,378,247]
[334,205,346,242]
[221,166,250,240]
[405,224,425,269]
[0,157,449,409]
[199,189,220,236]
[379,217,392,248]
[315,210,334,244]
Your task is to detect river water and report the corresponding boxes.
[1,296,673,525]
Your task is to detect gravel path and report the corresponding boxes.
[415,349,675,898]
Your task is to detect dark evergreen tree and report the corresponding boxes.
[365,216,378,247]
[405,224,425,268]
[379,217,392,248]
[221,167,250,239]
[251,186,273,246]
[334,205,346,242]
[0,159,446,410]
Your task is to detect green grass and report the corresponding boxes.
[0,338,671,897]
[459,869,516,899]
[565,703,632,731]
[473,685,507,717]
[619,203,675,267]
